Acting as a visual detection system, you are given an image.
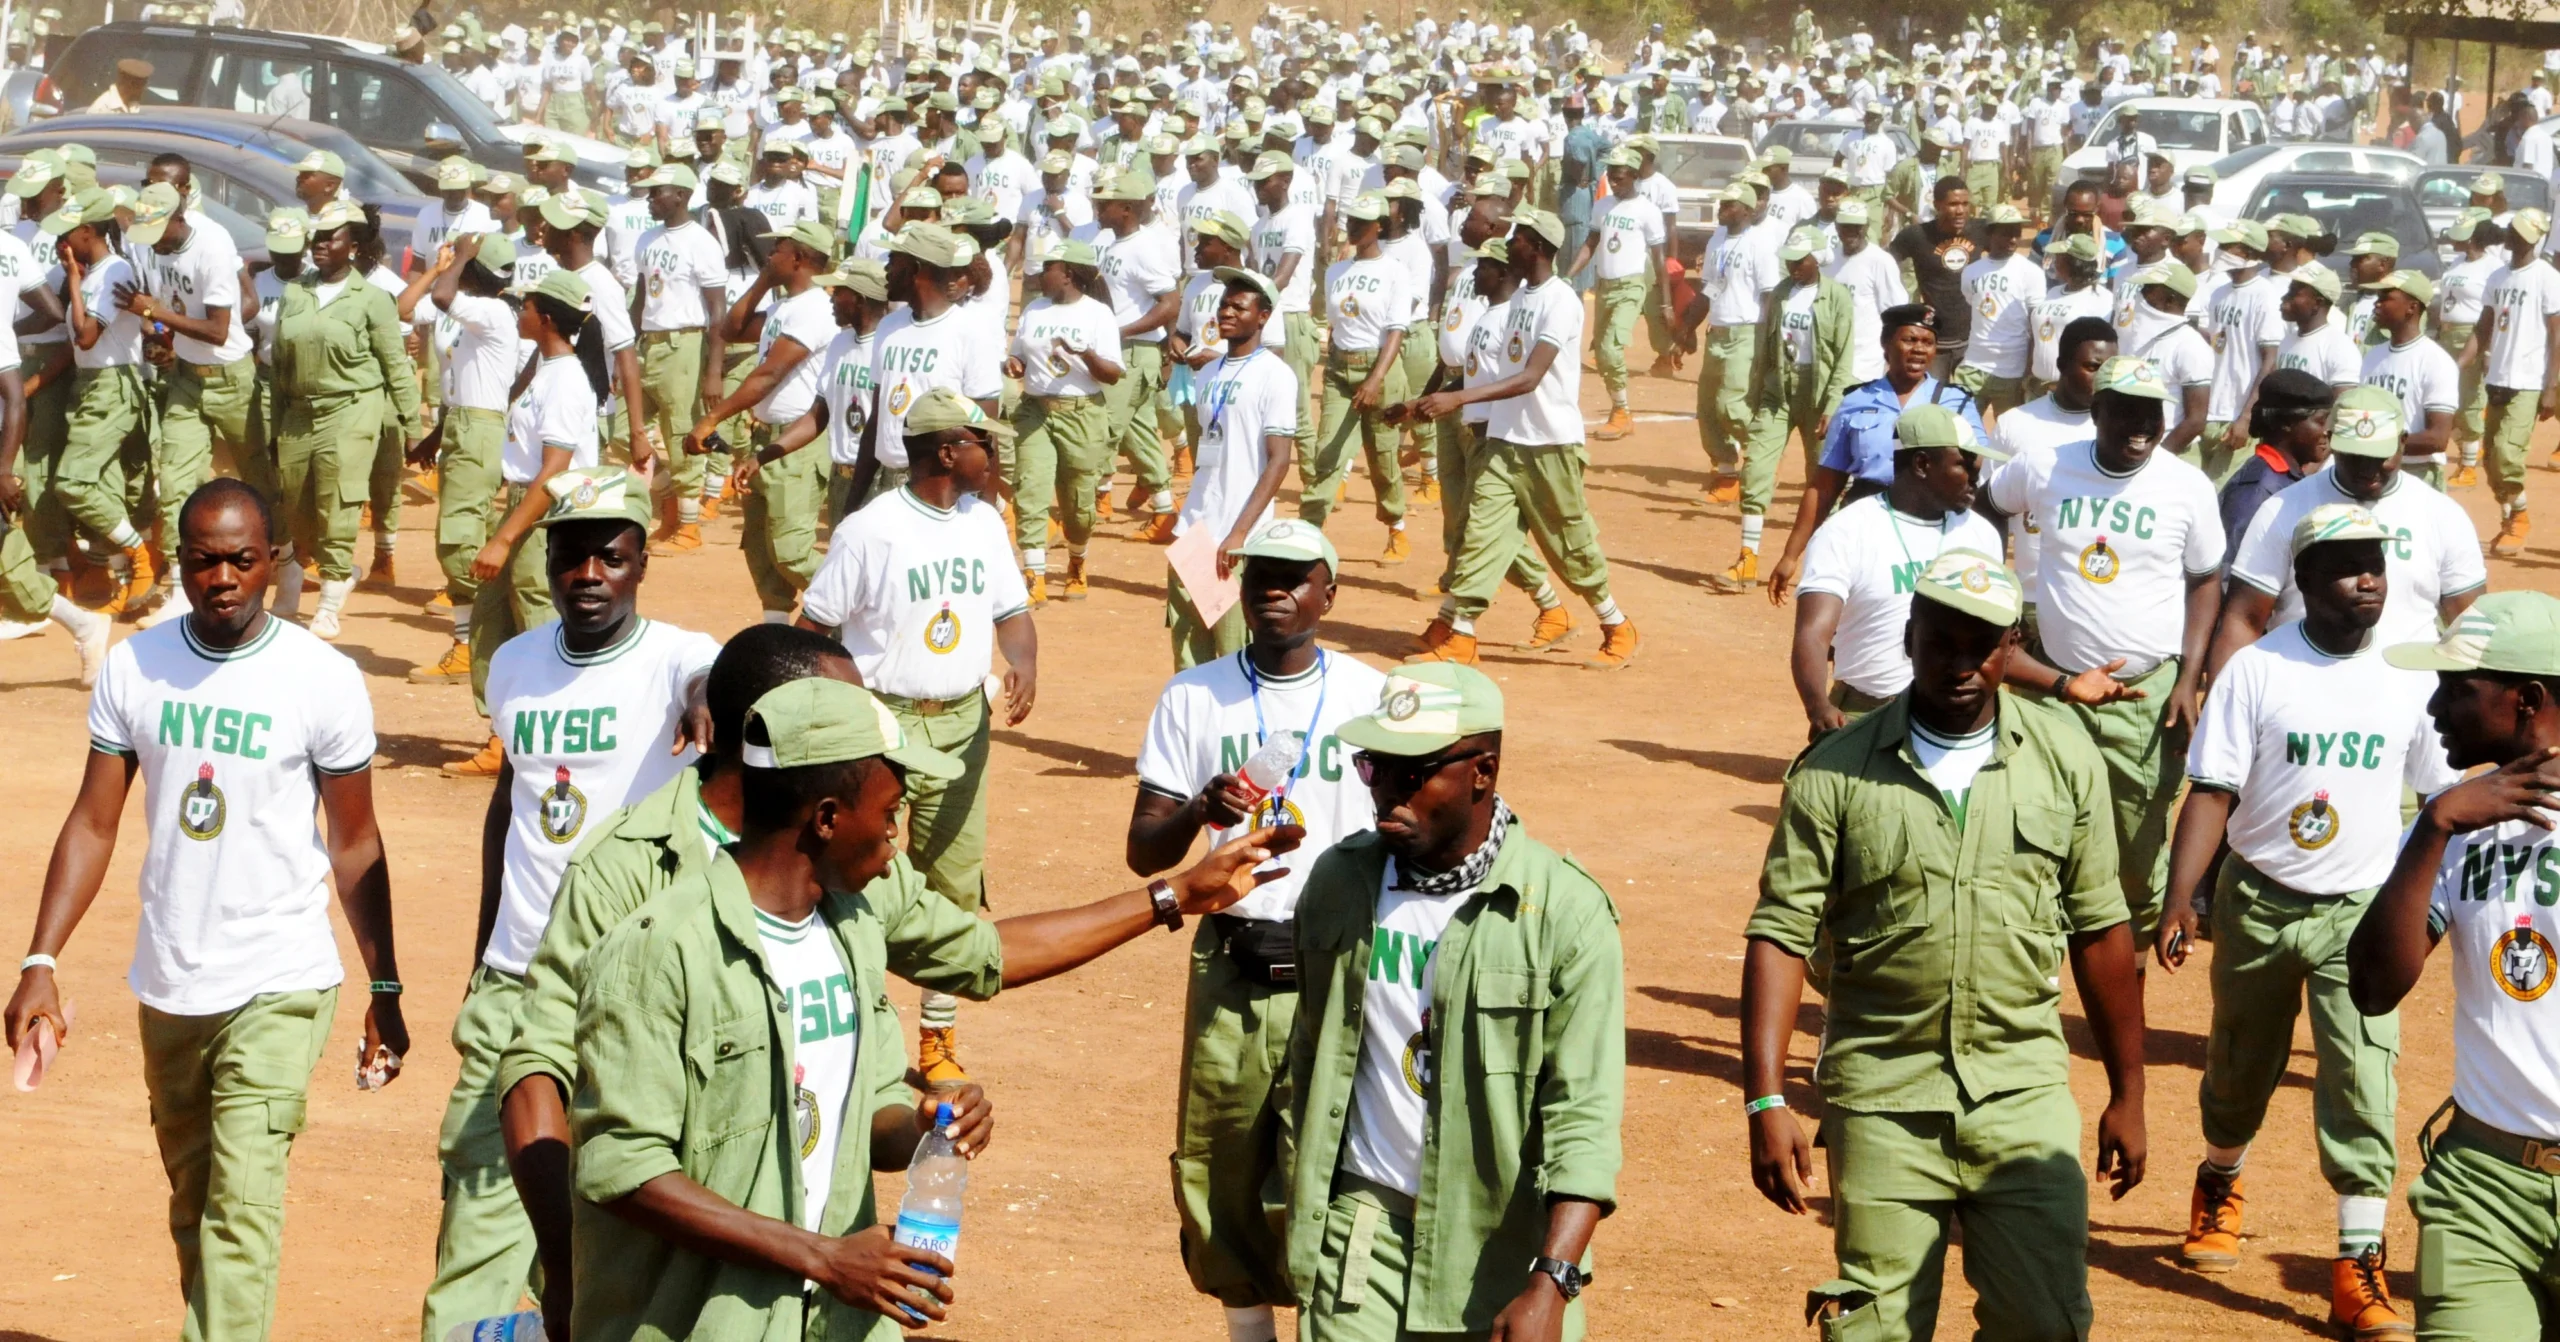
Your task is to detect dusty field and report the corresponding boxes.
[0,315,2541,1342]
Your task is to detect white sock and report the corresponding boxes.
[678,496,700,523]
[1148,488,1175,513]
[452,600,473,641]
[107,519,142,549]
[1450,613,1476,636]
[761,609,792,625]
[2203,1142,2248,1174]
[1436,595,1458,619]
[1611,388,1628,409]
[921,990,959,1029]
[1223,1305,1279,1342]
[1531,582,1561,611]
[315,577,353,617]
[1593,597,1624,626]
[1741,515,1764,553]
[1389,519,1404,533]
[2338,1195,2388,1257]
[1023,546,1047,573]
[47,594,98,633]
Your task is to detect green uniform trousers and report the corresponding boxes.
[2410,1121,2560,1339]
[1169,564,1251,669]
[56,363,149,542]
[160,358,261,526]
[1173,926,1296,1309]
[1299,1174,1562,1342]
[638,330,708,506]
[368,419,403,544]
[2484,387,2536,512]
[2046,656,2184,941]
[1012,393,1109,563]
[541,90,590,135]
[741,430,826,616]
[1432,411,1547,598]
[422,967,541,1342]
[887,688,993,911]
[1281,311,1321,463]
[18,347,74,564]
[1592,275,1648,396]
[1449,440,1612,623]
[467,490,553,714]
[2026,146,2064,219]
[1105,341,1171,505]
[275,390,383,582]
[1964,158,2002,205]
[2437,324,2484,449]
[1828,680,1896,722]
[0,522,53,620]
[829,462,909,527]
[139,986,338,1342]
[1305,349,1410,531]
[701,343,755,491]
[1697,325,1756,475]
[434,408,505,607]
[2176,421,2242,489]
[2199,858,2400,1197]
[1741,370,1822,519]
[1948,364,2025,417]
[1812,1085,2091,1342]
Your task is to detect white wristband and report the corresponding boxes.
[20,954,58,974]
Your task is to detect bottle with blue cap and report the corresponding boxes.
[890,1100,970,1321]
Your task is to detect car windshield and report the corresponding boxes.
[2107,108,2223,150]
[404,62,508,143]
[1772,124,1849,160]
[2207,143,2283,175]
[2251,182,2421,241]
[1654,140,1748,190]
[2416,170,2552,212]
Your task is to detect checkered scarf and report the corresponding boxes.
[1397,796,1514,896]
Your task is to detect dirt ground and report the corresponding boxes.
[0,310,2541,1342]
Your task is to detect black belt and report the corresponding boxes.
[1211,913,1296,987]
[2447,1106,2560,1175]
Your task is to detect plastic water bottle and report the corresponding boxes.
[442,1311,543,1342]
[890,1101,968,1322]
[1232,734,1305,808]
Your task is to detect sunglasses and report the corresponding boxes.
[1352,747,1491,792]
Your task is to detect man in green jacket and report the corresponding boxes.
[570,677,1299,1342]
[1711,227,1855,595]
[488,622,853,1340]
[1285,661,1624,1342]
[1743,550,2150,1342]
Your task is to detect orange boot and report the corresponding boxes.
[103,543,157,618]
[1408,620,1478,664]
[917,1024,968,1089]
[1703,472,1741,504]
[2329,1246,2412,1340]
[1586,618,1641,669]
[444,734,505,778]
[1523,605,1574,650]
[2180,1164,2245,1272]
[2494,510,2532,557]
[1594,407,1636,440]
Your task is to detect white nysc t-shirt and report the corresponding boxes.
[1338,861,1468,1198]
[801,488,1032,700]
[2427,809,2560,1138]
[1179,346,1299,542]
[1798,496,2005,699]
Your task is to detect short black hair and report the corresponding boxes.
[706,628,850,759]
[1932,175,1968,201]
[178,477,272,541]
[2056,316,2118,369]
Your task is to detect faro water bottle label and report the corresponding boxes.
[893,1213,960,1266]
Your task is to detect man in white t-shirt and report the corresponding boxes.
[2464,208,2560,554]
[1997,316,2114,616]
[1246,153,1321,473]
[2354,591,2560,1340]
[1168,267,1299,668]
[1952,204,2043,414]
[688,219,836,623]
[1690,186,1784,502]
[845,223,1003,507]
[2159,504,2451,1340]
[7,481,404,1342]
[799,387,1036,1087]
[1793,403,2007,737]
[2276,265,2364,392]
[423,467,717,1340]
[124,182,256,627]
[2358,270,2460,488]
[2214,386,2487,675]
[1986,356,2225,941]
[628,164,728,550]
[1127,517,1385,1342]
[1084,168,1184,537]
[2201,221,2287,484]
[1408,209,1639,670]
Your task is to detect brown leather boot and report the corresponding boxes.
[2180,1163,2245,1272]
[2329,1245,2412,1339]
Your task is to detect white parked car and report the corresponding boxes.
[2203,142,2424,219]
[1642,132,1755,248]
[2060,98,2269,182]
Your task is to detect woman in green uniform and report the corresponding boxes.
[271,198,421,639]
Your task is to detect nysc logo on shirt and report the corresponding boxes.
[179,762,226,842]
[2496,916,2556,1002]
[540,766,589,845]
[2289,790,2340,850]
[2078,534,2121,584]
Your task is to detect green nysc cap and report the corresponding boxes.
[2290,501,2393,558]
[1231,516,1337,570]
[265,207,309,254]
[1909,547,2024,629]
[1895,403,2006,459]
[2094,354,2173,401]
[2327,383,2405,458]
[535,466,650,530]
[741,677,965,779]
[903,385,1016,443]
[2388,591,2560,676]
[1336,662,1505,757]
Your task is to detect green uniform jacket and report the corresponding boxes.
[1747,275,1856,419]
[1745,691,2127,1113]
[497,761,718,1104]
[273,273,423,437]
[570,852,1004,1342]
[1285,826,1625,1334]
[1883,157,1942,231]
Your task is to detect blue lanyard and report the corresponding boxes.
[1204,347,1270,444]
[1243,648,1327,802]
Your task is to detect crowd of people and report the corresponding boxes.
[4,4,2560,1342]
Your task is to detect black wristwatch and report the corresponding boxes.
[1147,878,1183,933]
[1529,1256,1589,1300]
[2049,668,2072,698]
